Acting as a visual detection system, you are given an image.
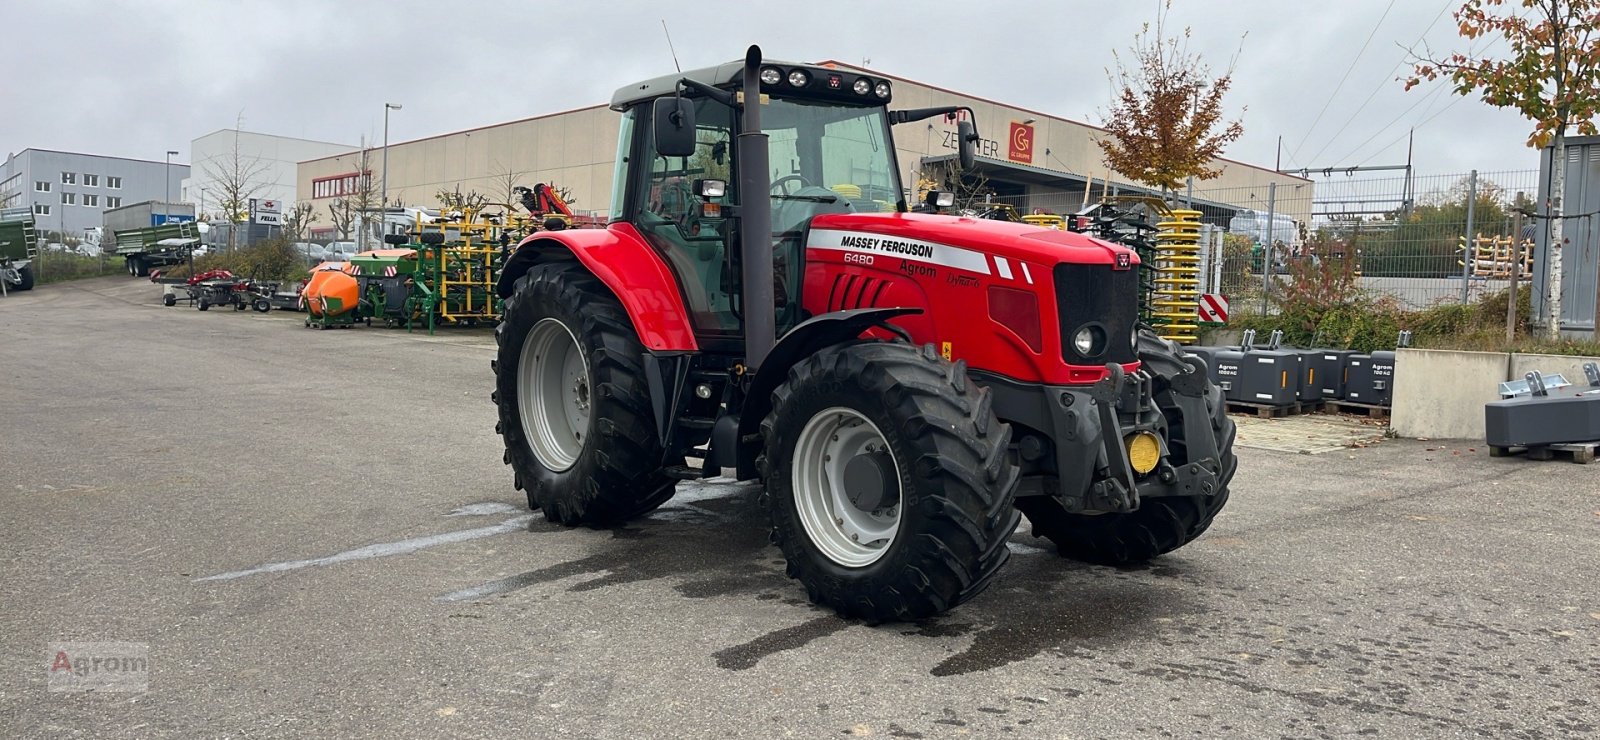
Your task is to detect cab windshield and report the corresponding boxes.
[764,99,900,231]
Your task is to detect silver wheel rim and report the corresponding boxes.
[791,407,902,568]
[518,317,591,472]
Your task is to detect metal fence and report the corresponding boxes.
[958,168,1543,314]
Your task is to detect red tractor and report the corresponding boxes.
[493,47,1236,621]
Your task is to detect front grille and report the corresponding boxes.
[1054,263,1139,366]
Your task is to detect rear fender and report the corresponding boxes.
[498,223,697,351]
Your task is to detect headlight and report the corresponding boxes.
[1073,325,1106,356]
[873,81,891,99]
[788,70,810,88]
[852,78,872,95]
[759,67,782,85]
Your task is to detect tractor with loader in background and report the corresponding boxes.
[492,47,1237,621]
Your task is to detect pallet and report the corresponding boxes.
[1488,441,1597,465]
[1325,400,1391,419]
[1226,400,1324,419]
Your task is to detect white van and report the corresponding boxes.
[1228,209,1299,246]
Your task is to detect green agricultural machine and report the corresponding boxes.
[346,248,421,327]
[379,209,507,333]
[0,208,39,293]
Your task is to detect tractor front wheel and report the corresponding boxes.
[494,260,677,524]
[762,342,1020,621]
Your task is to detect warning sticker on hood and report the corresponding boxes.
[808,229,992,275]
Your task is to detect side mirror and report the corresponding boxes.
[653,97,697,157]
[957,120,977,170]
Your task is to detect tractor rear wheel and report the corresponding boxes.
[1016,331,1237,565]
[761,342,1020,621]
[494,259,677,524]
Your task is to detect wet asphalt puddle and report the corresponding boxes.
[191,478,1206,679]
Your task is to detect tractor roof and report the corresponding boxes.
[610,58,814,110]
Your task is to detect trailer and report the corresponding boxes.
[0,207,39,294]
[104,201,198,277]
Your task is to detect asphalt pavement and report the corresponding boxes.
[1,277,1596,738]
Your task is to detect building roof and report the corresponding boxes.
[194,129,354,148]
[7,148,191,167]
[819,60,1308,184]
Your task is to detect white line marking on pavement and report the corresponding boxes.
[194,515,535,582]
[447,502,522,516]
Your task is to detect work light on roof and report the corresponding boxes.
[873,81,891,99]
[788,69,811,88]
[760,67,782,85]
[852,78,872,95]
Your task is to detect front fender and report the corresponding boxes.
[498,223,698,351]
[728,307,922,477]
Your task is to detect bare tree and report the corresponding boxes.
[202,115,271,249]
[282,201,318,243]
[326,143,383,248]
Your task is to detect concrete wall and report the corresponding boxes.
[1391,349,1600,440]
[296,105,616,218]
[1509,353,1600,388]
[1391,350,1512,440]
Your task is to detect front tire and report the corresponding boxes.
[762,342,1020,621]
[493,260,676,524]
[1017,331,1237,565]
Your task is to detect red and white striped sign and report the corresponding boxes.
[384,265,397,277]
[1198,293,1229,323]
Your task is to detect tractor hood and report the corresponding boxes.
[807,212,1138,269]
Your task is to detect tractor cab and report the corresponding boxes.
[608,57,939,344]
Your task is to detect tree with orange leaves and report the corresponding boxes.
[1097,4,1244,197]
[1407,0,1600,339]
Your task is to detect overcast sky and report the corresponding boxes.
[2,0,1542,182]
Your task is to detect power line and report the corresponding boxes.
[1301,0,1455,166]
[1286,0,1399,163]
[1335,2,1535,166]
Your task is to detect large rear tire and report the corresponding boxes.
[493,259,677,525]
[15,266,33,291]
[1017,331,1237,565]
[761,342,1020,622]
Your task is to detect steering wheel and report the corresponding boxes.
[771,175,811,196]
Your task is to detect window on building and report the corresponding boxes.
[311,171,371,200]
[84,174,99,187]
[61,172,76,185]
[35,181,50,192]
[34,204,50,216]
[107,176,122,189]
[107,196,122,208]
[84,194,99,207]
[61,192,76,205]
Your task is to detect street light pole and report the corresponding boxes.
[164,150,179,222]
[383,103,402,215]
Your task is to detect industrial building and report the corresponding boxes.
[297,62,1309,226]
[0,148,189,237]
[181,129,354,220]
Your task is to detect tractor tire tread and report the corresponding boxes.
[494,260,676,523]
[761,341,1019,622]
